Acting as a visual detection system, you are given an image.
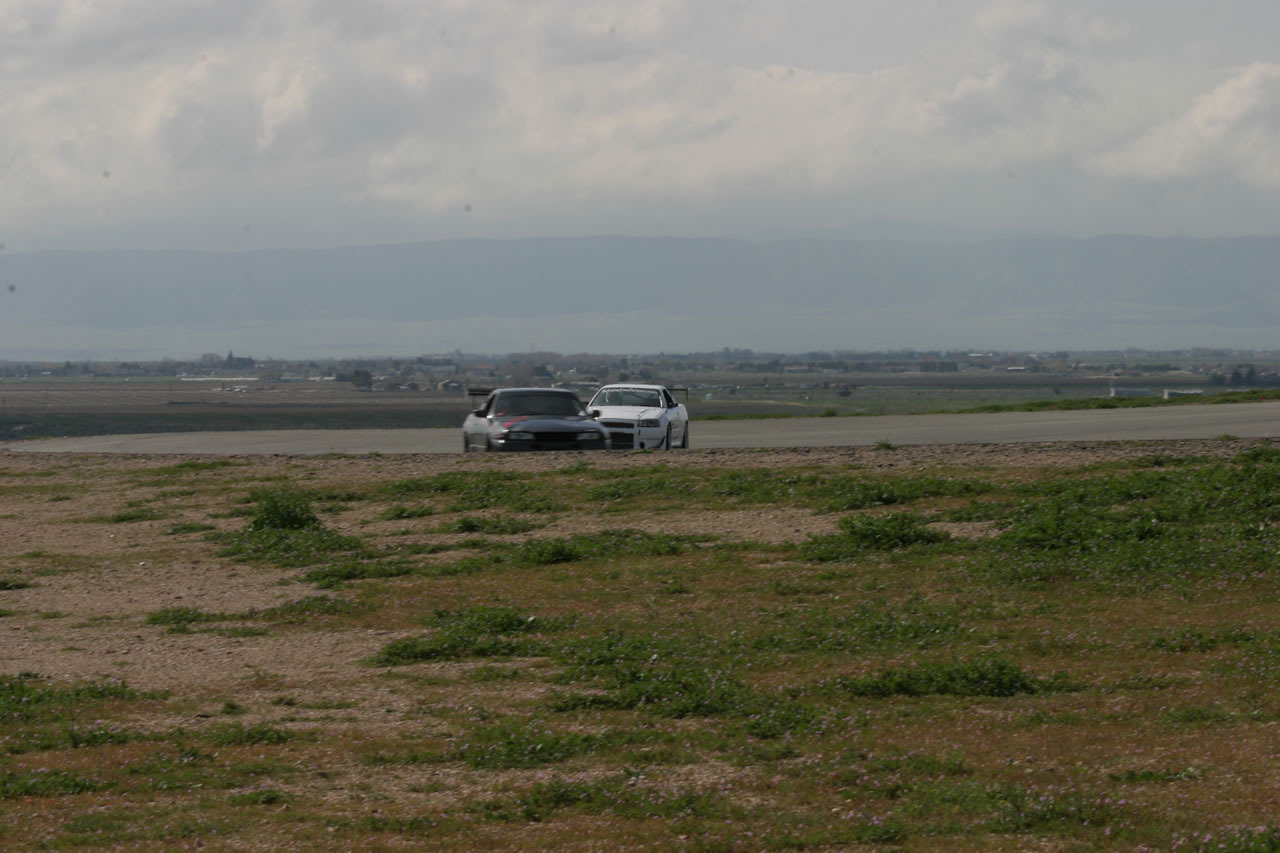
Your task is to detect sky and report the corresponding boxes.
[3,0,1280,254]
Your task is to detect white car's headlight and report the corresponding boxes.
[637,419,661,428]
[507,431,535,440]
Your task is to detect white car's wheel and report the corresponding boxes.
[663,424,672,450]
[680,424,689,449]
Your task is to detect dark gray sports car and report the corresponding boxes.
[462,388,610,452]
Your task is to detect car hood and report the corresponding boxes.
[592,406,664,422]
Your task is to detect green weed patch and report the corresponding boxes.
[371,606,575,665]
[444,718,606,769]
[0,674,152,723]
[751,596,970,653]
[165,522,217,535]
[802,510,952,560]
[821,656,1063,698]
[470,774,732,823]
[1,769,101,798]
[378,471,561,512]
[436,514,542,535]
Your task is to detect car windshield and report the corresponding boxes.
[492,393,584,417]
[591,389,662,408]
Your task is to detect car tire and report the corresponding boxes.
[463,436,472,453]
[485,438,495,452]
[680,424,689,449]
[663,424,672,450]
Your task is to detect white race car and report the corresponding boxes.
[587,384,689,450]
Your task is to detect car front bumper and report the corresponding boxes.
[598,421,666,450]
[490,433,610,451]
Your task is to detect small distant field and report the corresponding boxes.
[696,382,1111,417]
[0,375,1190,439]
[0,379,475,439]
[2,440,1280,850]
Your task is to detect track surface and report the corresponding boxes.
[5,401,1279,454]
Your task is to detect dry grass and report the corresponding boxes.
[2,442,1280,851]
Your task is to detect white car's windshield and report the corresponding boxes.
[592,389,662,408]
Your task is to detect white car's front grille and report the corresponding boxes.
[598,421,637,449]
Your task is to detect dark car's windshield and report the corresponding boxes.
[590,388,662,408]
[492,393,585,417]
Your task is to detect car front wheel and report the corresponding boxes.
[680,424,689,449]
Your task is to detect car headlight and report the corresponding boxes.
[637,419,661,428]
[577,432,601,440]
[507,431,535,440]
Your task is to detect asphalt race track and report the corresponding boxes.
[4,401,1279,455]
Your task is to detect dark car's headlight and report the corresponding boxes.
[577,432,602,440]
[637,419,661,428]
[507,431,535,440]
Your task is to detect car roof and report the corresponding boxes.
[594,384,665,392]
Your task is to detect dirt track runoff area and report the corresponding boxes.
[3,439,1280,851]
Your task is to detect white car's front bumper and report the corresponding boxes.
[597,419,667,450]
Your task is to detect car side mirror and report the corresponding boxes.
[590,409,602,418]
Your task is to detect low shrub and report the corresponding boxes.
[246,485,321,531]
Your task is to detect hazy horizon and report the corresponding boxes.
[3,234,1277,361]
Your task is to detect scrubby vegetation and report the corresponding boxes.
[3,443,1280,850]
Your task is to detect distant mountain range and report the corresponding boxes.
[1,235,1277,359]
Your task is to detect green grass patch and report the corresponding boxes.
[146,460,243,476]
[470,774,732,822]
[801,511,952,561]
[986,784,1121,832]
[0,673,155,723]
[103,507,164,523]
[378,471,562,512]
[444,718,607,769]
[165,522,217,535]
[378,503,435,520]
[213,527,369,568]
[549,632,816,732]
[435,515,542,535]
[146,607,227,626]
[245,484,322,530]
[371,606,576,666]
[1,768,101,798]
[751,596,972,653]
[820,656,1065,698]
[207,723,297,746]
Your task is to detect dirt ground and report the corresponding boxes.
[0,438,1267,749]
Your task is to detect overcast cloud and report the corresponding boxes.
[1,0,1278,252]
